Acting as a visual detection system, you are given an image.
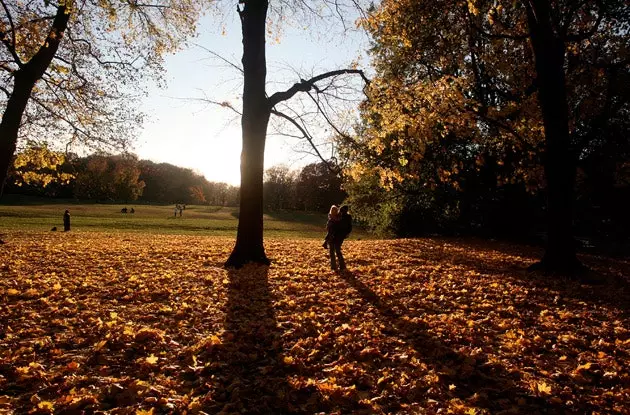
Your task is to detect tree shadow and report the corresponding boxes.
[192,264,329,414]
[190,265,287,413]
[386,238,630,316]
[336,269,569,413]
[430,237,630,315]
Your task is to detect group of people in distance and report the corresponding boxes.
[174,204,185,217]
[323,204,352,272]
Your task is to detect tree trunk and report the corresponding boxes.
[525,1,581,274]
[0,74,36,196]
[0,5,71,199]
[225,1,271,267]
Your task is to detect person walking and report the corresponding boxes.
[329,205,352,271]
[63,210,71,232]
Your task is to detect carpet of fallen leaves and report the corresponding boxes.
[0,232,629,415]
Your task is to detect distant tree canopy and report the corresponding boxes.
[263,165,296,211]
[138,160,239,206]
[6,149,347,211]
[262,162,347,212]
[6,150,240,206]
[73,154,145,202]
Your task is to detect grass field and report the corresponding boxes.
[0,197,371,239]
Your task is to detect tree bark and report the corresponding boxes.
[225,1,271,267]
[0,5,71,198]
[525,1,581,274]
[0,74,34,196]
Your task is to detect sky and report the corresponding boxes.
[134,10,370,186]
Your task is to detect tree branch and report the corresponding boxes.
[66,31,139,69]
[472,23,528,41]
[25,4,71,79]
[305,90,356,148]
[195,43,243,74]
[565,1,604,42]
[30,94,94,143]
[270,108,340,174]
[193,95,242,116]
[0,0,23,68]
[267,68,369,108]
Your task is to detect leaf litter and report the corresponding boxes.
[0,232,628,414]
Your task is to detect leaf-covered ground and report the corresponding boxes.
[0,232,628,414]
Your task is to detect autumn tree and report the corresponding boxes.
[295,161,346,212]
[0,0,208,198]
[224,1,369,267]
[8,144,74,192]
[350,0,628,274]
[73,153,144,201]
[190,185,208,204]
[263,164,296,210]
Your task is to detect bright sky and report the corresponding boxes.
[134,11,369,186]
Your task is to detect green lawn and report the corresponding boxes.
[0,197,370,239]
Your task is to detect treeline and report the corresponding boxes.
[7,150,239,206]
[6,147,347,211]
[343,141,630,250]
[262,163,346,212]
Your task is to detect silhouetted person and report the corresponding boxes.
[323,204,341,249]
[329,205,352,271]
[121,207,128,213]
[63,210,71,232]
[130,207,135,214]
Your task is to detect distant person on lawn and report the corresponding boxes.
[63,210,71,232]
[329,205,352,271]
[322,204,341,249]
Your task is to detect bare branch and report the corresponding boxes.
[0,0,24,67]
[267,68,369,107]
[193,95,242,116]
[66,31,139,69]
[305,90,356,147]
[270,108,340,174]
[194,43,243,74]
[30,94,94,143]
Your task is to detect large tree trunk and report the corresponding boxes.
[225,1,271,267]
[0,5,71,199]
[525,1,581,274]
[0,74,36,196]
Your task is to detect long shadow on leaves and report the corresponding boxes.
[191,265,288,413]
[428,238,630,316]
[193,265,328,414]
[337,270,571,414]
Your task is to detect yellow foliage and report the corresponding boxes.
[0,233,627,413]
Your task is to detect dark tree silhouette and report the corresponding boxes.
[225,1,367,267]
[0,5,70,197]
